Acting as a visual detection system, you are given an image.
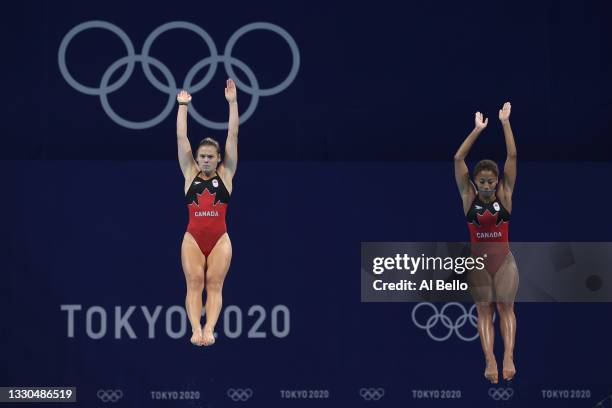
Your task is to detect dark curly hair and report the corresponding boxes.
[473,159,499,179]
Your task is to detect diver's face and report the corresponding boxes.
[475,170,498,199]
[196,145,220,175]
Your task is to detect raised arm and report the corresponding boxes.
[176,90,198,180]
[454,112,488,202]
[499,102,517,194]
[219,79,239,182]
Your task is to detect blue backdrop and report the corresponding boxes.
[2,0,612,407]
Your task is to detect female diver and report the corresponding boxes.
[176,80,238,346]
[454,102,518,382]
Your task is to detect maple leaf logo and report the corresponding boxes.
[188,188,226,210]
[475,209,502,228]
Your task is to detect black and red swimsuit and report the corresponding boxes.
[185,171,230,257]
[466,192,510,273]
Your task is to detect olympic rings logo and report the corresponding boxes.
[359,388,385,401]
[96,389,123,402]
[226,388,253,402]
[488,387,514,401]
[58,21,300,130]
[411,302,495,342]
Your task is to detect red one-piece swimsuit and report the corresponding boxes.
[185,171,230,257]
[466,191,510,273]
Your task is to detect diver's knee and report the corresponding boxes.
[205,278,223,294]
[495,302,514,314]
[186,272,204,290]
[475,302,494,317]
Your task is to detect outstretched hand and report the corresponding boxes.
[499,101,511,123]
[475,111,488,130]
[225,79,237,103]
[177,89,192,105]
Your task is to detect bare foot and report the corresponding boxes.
[190,329,203,346]
[485,358,499,384]
[201,326,216,346]
[502,354,516,381]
